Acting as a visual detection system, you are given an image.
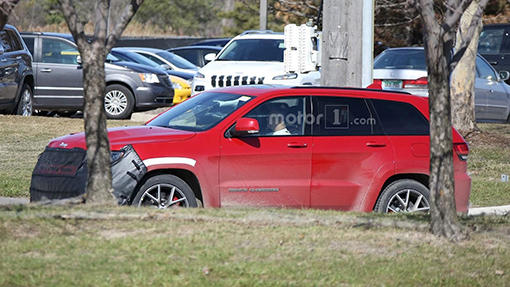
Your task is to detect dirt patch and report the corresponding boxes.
[464,130,510,149]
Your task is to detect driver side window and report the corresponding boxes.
[243,97,306,136]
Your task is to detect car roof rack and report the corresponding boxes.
[240,30,276,36]
[290,86,412,95]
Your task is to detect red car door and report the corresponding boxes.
[310,95,396,211]
[219,96,312,207]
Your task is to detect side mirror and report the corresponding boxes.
[76,55,82,65]
[161,64,172,70]
[0,46,5,55]
[231,118,259,137]
[204,53,216,62]
[499,70,510,81]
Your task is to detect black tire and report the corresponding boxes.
[15,84,33,116]
[132,174,198,208]
[506,113,510,124]
[374,179,430,213]
[104,84,134,119]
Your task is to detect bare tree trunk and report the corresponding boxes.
[422,14,464,241]
[81,43,114,204]
[451,0,482,135]
[411,0,484,241]
[0,0,19,29]
[58,0,144,205]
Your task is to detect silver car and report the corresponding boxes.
[373,47,510,123]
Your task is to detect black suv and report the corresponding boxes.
[21,32,174,119]
[0,25,34,116]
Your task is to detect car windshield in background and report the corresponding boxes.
[156,51,197,70]
[374,49,427,70]
[147,92,254,131]
[216,39,285,62]
[114,50,163,69]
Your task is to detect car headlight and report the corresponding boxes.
[272,73,298,80]
[195,72,205,79]
[138,73,160,83]
[110,150,124,163]
[172,82,183,89]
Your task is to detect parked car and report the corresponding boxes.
[0,25,34,116]
[373,47,510,123]
[30,85,471,214]
[21,32,174,119]
[190,38,231,47]
[109,48,191,103]
[167,45,222,67]
[192,30,320,95]
[117,47,198,73]
[477,23,510,83]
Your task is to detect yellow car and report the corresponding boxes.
[170,75,191,104]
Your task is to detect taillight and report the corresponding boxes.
[453,143,469,161]
[367,79,382,89]
[403,77,428,89]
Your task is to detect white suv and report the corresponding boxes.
[192,31,320,95]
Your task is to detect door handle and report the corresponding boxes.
[287,142,307,148]
[366,141,386,147]
[489,61,498,65]
[0,58,6,62]
[40,68,52,73]
[16,56,22,60]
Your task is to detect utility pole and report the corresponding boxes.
[321,0,374,87]
[260,0,267,30]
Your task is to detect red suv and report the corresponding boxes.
[30,86,471,213]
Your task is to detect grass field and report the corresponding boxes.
[1,206,510,286]
[1,115,509,207]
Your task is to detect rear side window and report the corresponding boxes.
[371,99,429,136]
[313,96,383,136]
[173,50,198,65]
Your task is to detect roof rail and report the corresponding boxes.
[290,86,412,95]
[240,30,276,36]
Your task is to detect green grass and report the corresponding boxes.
[467,124,510,207]
[1,115,510,208]
[0,206,509,286]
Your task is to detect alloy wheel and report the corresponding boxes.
[385,188,430,213]
[104,90,128,116]
[137,183,189,209]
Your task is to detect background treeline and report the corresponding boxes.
[9,0,510,48]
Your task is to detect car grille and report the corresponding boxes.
[211,75,265,88]
[159,75,172,87]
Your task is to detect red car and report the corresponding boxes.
[30,86,471,213]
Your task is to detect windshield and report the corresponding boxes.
[373,49,427,70]
[217,39,285,62]
[109,50,163,69]
[156,51,198,70]
[147,92,254,131]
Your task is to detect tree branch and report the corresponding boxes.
[450,0,489,71]
[105,0,144,52]
[0,0,19,30]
